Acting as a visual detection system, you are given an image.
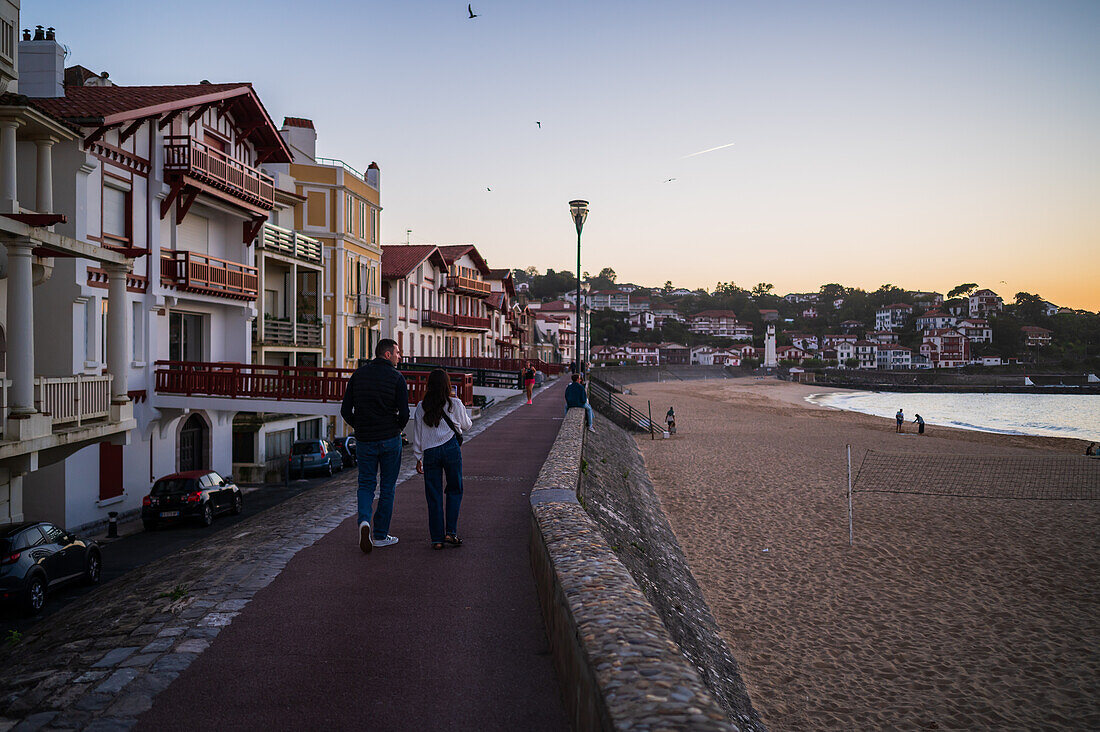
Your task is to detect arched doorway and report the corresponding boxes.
[179,414,208,472]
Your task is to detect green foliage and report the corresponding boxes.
[5,630,21,646]
[158,584,190,602]
[947,283,979,299]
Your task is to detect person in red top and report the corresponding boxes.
[523,362,536,405]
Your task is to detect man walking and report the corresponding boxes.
[896,408,904,433]
[565,373,596,432]
[341,339,409,553]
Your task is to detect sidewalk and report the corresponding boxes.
[135,381,569,731]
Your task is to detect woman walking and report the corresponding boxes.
[523,361,536,405]
[413,369,472,550]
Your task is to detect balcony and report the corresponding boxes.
[421,310,454,328]
[351,294,386,320]
[34,375,113,427]
[252,319,323,348]
[260,223,322,264]
[161,251,258,301]
[163,136,275,211]
[453,314,491,331]
[446,274,491,297]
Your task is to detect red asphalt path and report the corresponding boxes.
[137,382,569,731]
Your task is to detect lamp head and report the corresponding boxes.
[569,200,589,234]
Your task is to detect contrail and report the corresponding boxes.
[681,141,736,159]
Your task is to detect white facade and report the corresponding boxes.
[876,345,912,370]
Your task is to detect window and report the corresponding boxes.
[347,326,354,359]
[101,299,108,365]
[297,418,321,440]
[266,429,294,461]
[359,328,367,359]
[370,208,378,244]
[233,430,255,463]
[345,193,353,232]
[103,184,130,243]
[13,527,46,551]
[169,312,204,362]
[359,201,367,238]
[132,302,144,362]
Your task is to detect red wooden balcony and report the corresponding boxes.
[407,356,564,375]
[421,310,455,328]
[161,251,258,301]
[447,274,491,296]
[164,135,275,210]
[154,361,474,406]
[453,314,490,331]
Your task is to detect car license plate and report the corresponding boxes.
[160,511,180,518]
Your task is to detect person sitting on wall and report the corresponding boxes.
[565,373,596,433]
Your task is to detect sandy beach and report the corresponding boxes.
[623,378,1099,730]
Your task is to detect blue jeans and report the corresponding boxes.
[566,404,595,426]
[423,436,463,543]
[356,435,403,539]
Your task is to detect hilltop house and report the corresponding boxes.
[915,310,958,331]
[955,318,992,343]
[875,303,913,331]
[920,329,971,368]
[968,289,1003,318]
[1021,326,1052,348]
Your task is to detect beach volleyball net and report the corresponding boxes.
[852,451,1100,501]
[845,449,1100,545]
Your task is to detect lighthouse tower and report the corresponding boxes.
[764,323,778,368]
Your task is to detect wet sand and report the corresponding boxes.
[624,378,1099,730]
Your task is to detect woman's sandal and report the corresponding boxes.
[432,542,445,550]
[444,534,463,547]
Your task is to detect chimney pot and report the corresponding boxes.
[22,29,30,41]
[33,25,44,41]
[45,27,55,41]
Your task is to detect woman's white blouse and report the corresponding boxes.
[411,397,472,460]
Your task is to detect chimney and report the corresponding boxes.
[18,24,65,97]
[367,161,380,189]
[279,117,316,162]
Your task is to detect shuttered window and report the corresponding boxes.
[103,185,130,242]
[178,215,209,254]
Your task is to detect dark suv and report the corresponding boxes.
[289,439,344,478]
[0,522,101,615]
[141,470,243,530]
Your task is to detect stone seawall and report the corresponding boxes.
[529,408,738,731]
[580,414,765,731]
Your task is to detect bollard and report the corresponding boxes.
[107,511,118,538]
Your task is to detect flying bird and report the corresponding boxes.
[468,4,477,18]
[681,141,736,159]
[486,187,491,192]
[536,121,541,128]
[664,178,677,183]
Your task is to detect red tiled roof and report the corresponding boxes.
[283,117,314,129]
[0,92,80,133]
[691,310,738,319]
[381,244,445,280]
[436,244,491,275]
[484,292,506,311]
[30,83,291,162]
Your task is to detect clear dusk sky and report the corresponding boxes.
[34,0,1100,310]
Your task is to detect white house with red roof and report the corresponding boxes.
[691,346,741,366]
[956,318,992,343]
[689,310,752,340]
[854,340,879,369]
[866,330,899,344]
[786,332,819,351]
[875,303,913,331]
[12,32,296,528]
[968,289,1003,318]
[590,289,630,312]
[823,333,857,348]
[776,345,806,363]
[628,310,656,332]
[920,329,971,367]
[876,345,912,370]
[624,342,660,365]
[1021,325,1052,348]
[381,244,450,361]
[436,244,495,358]
[915,309,958,331]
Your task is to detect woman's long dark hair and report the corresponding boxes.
[422,369,452,428]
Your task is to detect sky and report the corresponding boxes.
[34,0,1100,310]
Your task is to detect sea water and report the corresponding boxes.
[806,391,1100,442]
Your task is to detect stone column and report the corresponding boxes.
[105,262,131,404]
[34,137,56,213]
[0,119,23,213]
[5,239,36,414]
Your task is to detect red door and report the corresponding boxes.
[99,442,124,500]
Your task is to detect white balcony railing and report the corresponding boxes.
[33,374,113,427]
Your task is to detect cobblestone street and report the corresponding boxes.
[0,389,543,732]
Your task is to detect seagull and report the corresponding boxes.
[486,187,491,191]
[536,121,541,128]
[664,178,676,182]
[468,4,477,18]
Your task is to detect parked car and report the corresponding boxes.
[289,439,344,478]
[333,436,357,468]
[142,470,243,531]
[0,522,101,615]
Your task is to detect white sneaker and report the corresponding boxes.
[359,521,372,554]
[373,535,399,548]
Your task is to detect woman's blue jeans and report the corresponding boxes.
[423,436,463,543]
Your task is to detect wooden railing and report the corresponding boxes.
[447,274,491,296]
[408,356,564,375]
[34,374,113,427]
[261,223,322,263]
[161,250,258,301]
[453,314,491,330]
[154,361,474,406]
[421,310,455,328]
[163,135,275,209]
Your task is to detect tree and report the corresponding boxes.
[663,280,673,293]
[947,283,978,299]
[1012,292,1049,325]
[752,282,774,297]
[597,267,617,284]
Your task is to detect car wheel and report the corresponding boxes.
[326,462,334,477]
[84,551,102,585]
[232,493,243,515]
[143,519,158,532]
[23,574,46,616]
[200,502,214,527]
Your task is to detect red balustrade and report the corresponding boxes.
[163,136,275,209]
[154,361,474,406]
[406,356,564,375]
[161,251,258,300]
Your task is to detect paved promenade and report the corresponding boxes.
[136,381,568,731]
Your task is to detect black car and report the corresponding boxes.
[0,522,101,615]
[288,439,344,478]
[142,470,243,531]
[333,436,357,468]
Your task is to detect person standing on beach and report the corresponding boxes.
[913,413,925,435]
[523,362,536,405]
[896,408,904,433]
[666,407,676,435]
[412,369,471,550]
[341,338,408,553]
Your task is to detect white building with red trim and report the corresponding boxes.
[956,318,992,343]
[689,310,752,340]
[920,329,971,367]
[1021,325,1052,347]
[968,289,1003,318]
[624,342,660,365]
[875,303,913,331]
[876,344,912,370]
[915,309,958,331]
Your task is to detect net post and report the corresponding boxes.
[847,444,854,546]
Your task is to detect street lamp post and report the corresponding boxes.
[569,199,589,370]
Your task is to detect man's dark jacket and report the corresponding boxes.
[565,382,588,408]
[340,358,410,442]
